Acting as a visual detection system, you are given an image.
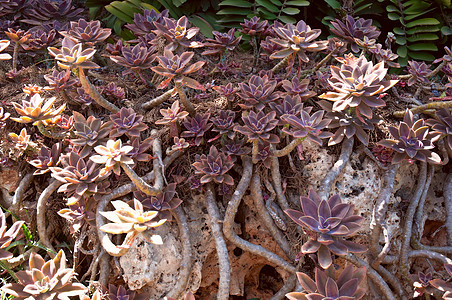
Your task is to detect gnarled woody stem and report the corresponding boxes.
[206,185,231,300]
[166,206,193,299]
[223,157,296,273]
[250,173,292,259]
[393,100,452,118]
[37,179,61,257]
[273,138,304,158]
[370,163,399,263]
[37,122,67,139]
[445,173,452,246]
[141,88,175,110]
[78,68,119,113]
[175,81,195,116]
[119,135,164,196]
[319,137,354,200]
[400,162,428,280]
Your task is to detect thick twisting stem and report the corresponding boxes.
[269,152,291,213]
[400,162,428,279]
[175,81,195,116]
[37,179,61,257]
[252,140,259,164]
[319,138,354,199]
[78,68,119,113]
[273,138,304,157]
[270,274,297,300]
[250,173,292,259]
[12,43,19,71]
[206,185,231,300]
[10,173,33,216]
[370,164,399,260]
[223,157,296,273]
[394,100,452,118]
[271,56,289,73]
[37,122,67,139]
[121,136,164,196]
[445,174,452,246]
[166,206,193,299]
[141,88,175,110]
[415,164,435,238]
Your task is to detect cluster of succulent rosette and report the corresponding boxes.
[0,2,452,299]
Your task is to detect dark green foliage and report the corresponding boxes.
[217,0,309,28]
[386,0,443,65]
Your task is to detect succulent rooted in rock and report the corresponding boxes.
[110,107,147,138]
[51,151,110,205]
[71,111,112,157]
[285,190,367,269]
[234,110,280,144]
[134,183,182,221]
[286,265,367,300]
[379,109,441,164]
[90,139,134,176]
[192,145,234,186]
[319,54,397,120]
[237,74,280,110]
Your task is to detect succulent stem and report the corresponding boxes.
[12,42,19,71]
[169,122,179,138]
[222,157,296,273]
[252,140,259,164]
[78,68,119,113]
[10,173,33,217]
[175,81,195,116]
[393,100,452,118]
[252,36,259,67]
[37,179,61,258]
[271,56,289,73]
[445,174,452,246]
[400,162,428,281]
[251,173,292,259]
[37,122,67,139]
[319,137,354,200]
[141,88,175,110]
[273,137,304,157]
[206,184,231,300]
[166,206,193,299]
[120,162,161,196]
